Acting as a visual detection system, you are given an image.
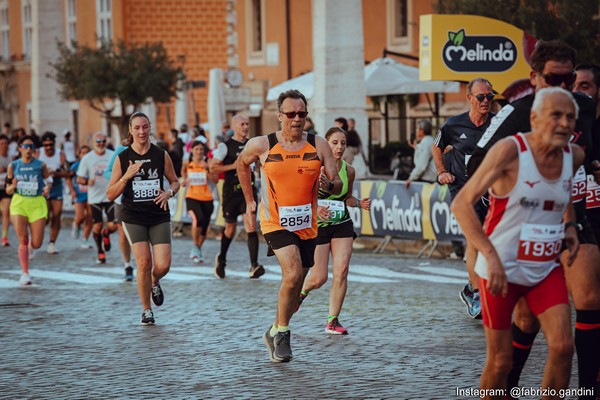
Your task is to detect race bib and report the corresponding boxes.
[586,174,600,209]
[189,171,207,186]
[517,223,563,264]
[16,180,39,196]
[132,179,160,202]
[279,203,312,232]
[572,166,586,203]
[317,199,345,223]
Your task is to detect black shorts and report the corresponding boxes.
[577,214,598,246]
[90,202,116,224]
[587,207,600,247]
[122,221,172,245]
[186,198,214,232]
[222,190,256,224]
[0,189,11,200]
[450,185,488,224]
[316,220,357,245]
[264,229,317,269]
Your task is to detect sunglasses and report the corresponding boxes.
[281,111,308,119]
[21,143,35,150]
[96,139,107,144]
[538,71,576,87]
[473,93,495,102]
[43,143,54,147]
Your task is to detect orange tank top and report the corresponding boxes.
[260,133,321,240]
[185,161,213,201]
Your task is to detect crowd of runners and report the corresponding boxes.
[1,38,599,399]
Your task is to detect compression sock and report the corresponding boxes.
[219,234,232,263]
[507,322,538,389]
[327,315,338,323]
[93,231,103,254]
[247,231,259,266]
[18,244,29,273]
[575,309,600,399]
[277,325,289,333]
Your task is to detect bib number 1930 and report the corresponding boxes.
[517,223,563,263]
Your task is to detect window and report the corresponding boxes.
[22,0,32,59]
[96,0,112,45]
[65,0,77,47]
[245,0,265,65]
[0,2,9,61]
[387,0,412,52]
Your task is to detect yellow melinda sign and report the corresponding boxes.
[419,14,536,94]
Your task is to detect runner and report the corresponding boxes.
[5,135,51,285]
[432,77,496,319]
[452,87,583,398]
[38,131,69,254]
[296,126,371,335]
[66,145,93,248]
[77,132,116,264]
[236,89,342,362]
[107,112,180,325]
[210,114,264,279]
[181,140,217,263]
[0,133,12,246]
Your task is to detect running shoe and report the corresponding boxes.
[295,292,307,313]
[214,253,225,279]
[2,237,9,247]
[102,228,111,252]
[325,318,349,335]
[262,327,281,363]
[96,252,106,264]
[249,264,265,279]
[197,249,204,263]
[46,242,59,254]
[141,309,155,325]
[459,284,482,319]
[80,239,93,249]
[124,266,134,282]
[151,282,164,306]
[19,273,32,286]
[273,330,293,362]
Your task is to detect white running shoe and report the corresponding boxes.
[80,239,93,249]
[46,242,59,254]
[19,273,32,286]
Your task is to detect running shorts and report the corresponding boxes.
[315,220,357,245]
[122,221,171,245]
[264,229,316,269]
[10,194,48,223]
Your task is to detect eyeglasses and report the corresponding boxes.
[21,143,35,150]
[43,143,54,147]
[281,111,308,119]
[95,139,107,144]
[538,71,576,87]
[472,93,495,102]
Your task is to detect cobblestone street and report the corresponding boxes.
[0,228,576,399]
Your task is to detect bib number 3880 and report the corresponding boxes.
[279,203,312,232]
[517,223,563,264]
[132,179,160,202]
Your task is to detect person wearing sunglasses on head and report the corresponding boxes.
[467,40,600,397]
[38,131,69,255]
[5,135,52,286]
[77,132,117,265]
[236,89,342,363]
[209,114,265,279]
[432,77,496,321]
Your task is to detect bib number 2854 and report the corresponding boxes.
[279,204,312,232]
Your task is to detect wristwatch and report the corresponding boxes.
[167,189,174,198]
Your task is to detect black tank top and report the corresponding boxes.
[118,144,170,225]
[222,138,254,196]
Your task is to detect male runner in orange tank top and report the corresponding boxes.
[237,89,342,363]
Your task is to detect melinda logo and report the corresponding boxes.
[442,29,517,72]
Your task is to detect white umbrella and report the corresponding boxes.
[207,68,226,148]
[266,57,459,101]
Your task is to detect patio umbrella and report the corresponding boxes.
[207,68,226,148]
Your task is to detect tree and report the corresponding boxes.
[435,0,600,65]
[51,39,183,137]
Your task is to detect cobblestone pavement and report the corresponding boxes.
[0,228,580,399]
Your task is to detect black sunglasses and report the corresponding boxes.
[96,139,107,143]
[21,143,35,149]
[281,111,308,119]
[473,93,495,102]
[538,71,576,87]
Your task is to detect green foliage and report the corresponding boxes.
[50,39,183,135]
[435,0,600,65]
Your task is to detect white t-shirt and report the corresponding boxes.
[77,149,114,204]
[62,140,77,163]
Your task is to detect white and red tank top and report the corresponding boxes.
[475,133,572,287]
